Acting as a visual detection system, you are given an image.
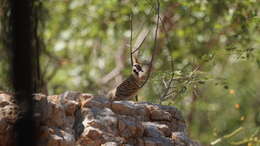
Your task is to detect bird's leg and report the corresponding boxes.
[135,95,138,101]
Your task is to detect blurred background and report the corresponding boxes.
[0,0,259,145]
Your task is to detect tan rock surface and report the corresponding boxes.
[0,91,200,146]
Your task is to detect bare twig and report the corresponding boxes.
[160,59,175,103]
[159,63,202,102]
[102,12,150,85]
[211,127,244,145]
[41,41,70,75]
[46,64,60,81]
[139,0,160,89]
[230,128,260,145]
[130,14,150,65]
[99,41,127,84]
[129,0,154,67]
[163,90,176,100]
[130,13,134,66]
[132,28,150,54]
[162,79,168,88]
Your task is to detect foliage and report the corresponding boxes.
[0,0,260,145]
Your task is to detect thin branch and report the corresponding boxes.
[99,68,122,84]
[129,1,154,66]
[46,63,61,81]
[99,41,127,84]
[131,28,150,55]
[130,13,133,66]
[163,92,175,99]
[159,16,170,41]
[165,90,175,97]
[102,11,150,85]
[162,87,185,101]
[230,128,260,145]
[160,63,203,102]
[160,59,175,102]
[211,127,244,145]
[162,79,168,88]
[130,13,150,65]
[139,0,160,89]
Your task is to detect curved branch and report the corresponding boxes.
[139,0,160,89]
[131,28,150,55]
[159,59,174,102]
[99,41,127,84]
[130,13,134,66]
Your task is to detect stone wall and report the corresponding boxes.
[0,91,200,146]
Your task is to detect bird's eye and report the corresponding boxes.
[134,64,143,72]
[133,69,139,76]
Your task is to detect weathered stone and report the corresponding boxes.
[118,116,144,138]
[0,104,18,122]
[172,132,201,146]
[101,142,120,146]
[143,137,157,146]
[82,96,111,109]
[111,101,150,120]
[156,123,171,137]
[0,93,13,103]
[83,127,103,139]
[37,126,75,146]
[34,94,49,124]
[64,100,79,116]
[142,122,171,137]
[59,91,80,116]
[161,105,185,122]
[0,101,9,107]
[143,122,163,138]
[143,137,173,146]
[77,127,105,146]
[111,101,136,115]
[137,138,145,146]
[51,130,74,146]
[118,117,136,138]
[60,91,81,101]
[135,105,150,121]
[0,93,19,146]
[0,119,14,146]
[80,93,94,101]
[149,107,171,121]
[81,107,118,136]
[0,91,200,146]
[47,101,66,127]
